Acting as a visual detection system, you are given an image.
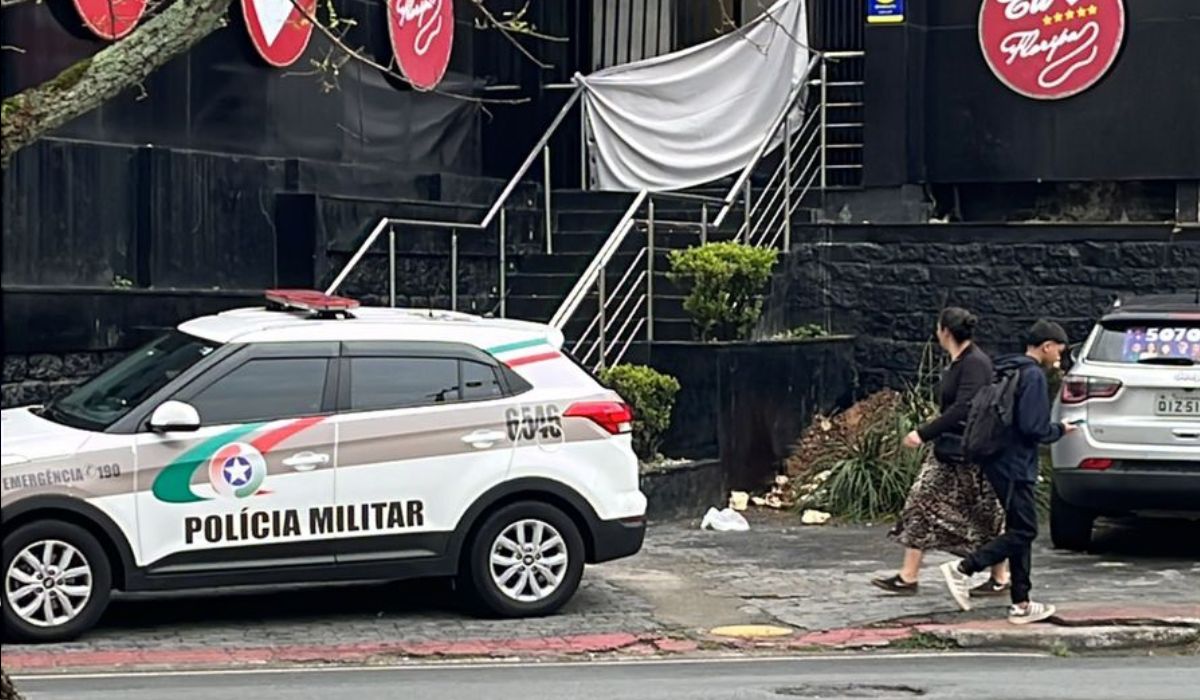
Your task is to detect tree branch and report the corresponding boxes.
[289,0,529,105]
[2,0,234,166]
[468,0,558,70]
[1,0,33,8]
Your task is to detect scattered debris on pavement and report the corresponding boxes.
[801,509,832,525]
[700,507,751,532]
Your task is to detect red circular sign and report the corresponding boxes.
[387,0,455,91]
[979,0,1126,100]
[242,0,317,68]
[72,0,148,40]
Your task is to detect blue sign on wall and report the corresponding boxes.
[866,0,905,24]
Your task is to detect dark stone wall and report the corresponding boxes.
[764,224,1200,392]
[641,459,727,522]
[646,338,858,490]
[2,351,123,410]
[0,288,262,408]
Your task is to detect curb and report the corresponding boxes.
[913,623,1200,652]
[0,633,699,674]
[5,607,1196,674]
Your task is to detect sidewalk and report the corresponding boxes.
[4,513,1197,673]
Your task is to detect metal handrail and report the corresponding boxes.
[710,53,821,230]
[325,87,585,302]
[552,50,865,370]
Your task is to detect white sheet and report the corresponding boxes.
[577,0,810,192]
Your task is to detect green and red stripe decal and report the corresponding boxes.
[486,337,561,368]
[151,417,326,504]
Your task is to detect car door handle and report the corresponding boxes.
[460,430,507,449]
[1172,429,1200,440]
[282,452,330,471]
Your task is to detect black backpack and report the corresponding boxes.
[962,368,1021,464]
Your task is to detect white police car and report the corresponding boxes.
[1,291,646,642]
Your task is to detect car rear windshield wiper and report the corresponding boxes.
[1137,357,1196,366]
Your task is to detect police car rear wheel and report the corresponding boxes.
[462,502,584,618]
[2,521,112,643]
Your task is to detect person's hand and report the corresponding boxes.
[902,430,923,449]
[1061,419,1080,434]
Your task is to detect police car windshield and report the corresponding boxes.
[44,332,218,431]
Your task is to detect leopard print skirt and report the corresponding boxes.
[889,453,1004,557]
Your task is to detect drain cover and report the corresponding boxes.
[775,684,925,698]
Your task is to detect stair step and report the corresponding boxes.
[549,190,636,211]
[563,319,698,351]
[509,254,731,295]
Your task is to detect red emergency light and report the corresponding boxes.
[265,289,360,316]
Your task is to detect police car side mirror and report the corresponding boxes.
[149,401,201,433]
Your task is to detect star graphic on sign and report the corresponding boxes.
[1042,14,1053,26]
[1089,5,1099,16]
[1065,9,1076,20]
[1053,11,1064,22]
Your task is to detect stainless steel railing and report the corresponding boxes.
[324,87,585,314]
[551,51,864,372]
[326,48,864,371]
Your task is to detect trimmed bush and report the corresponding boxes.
[598,364,681,460]
[667,242,778,341]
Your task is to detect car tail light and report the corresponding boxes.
[1061,376,1122,404]
[564,401,633,435]
[1079,458,1114,471]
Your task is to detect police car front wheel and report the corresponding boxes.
[2,520,112,643]
[461,502,584,617]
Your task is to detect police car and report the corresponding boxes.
[1,290,647,642]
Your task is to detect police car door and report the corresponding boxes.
[133,343,339,575]
[330,342,517,562]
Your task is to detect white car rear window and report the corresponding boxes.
[1089,320,1200,364]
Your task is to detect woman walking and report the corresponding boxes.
[872,307,1009,597]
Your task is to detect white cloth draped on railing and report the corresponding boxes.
[576,0,809,192]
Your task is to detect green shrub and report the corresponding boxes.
[667,242,778,341]
[598,364,681,460]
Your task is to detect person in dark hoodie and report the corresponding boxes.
[940,319,1077,624]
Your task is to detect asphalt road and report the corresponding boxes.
[14,653,1200,700]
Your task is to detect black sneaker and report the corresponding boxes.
[970,577,1012,598]
[871,574,919,595]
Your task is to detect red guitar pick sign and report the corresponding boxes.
[72,0,148,40]
[242,0,318,68]
[979,0,1126,100]
[387,0,455,91]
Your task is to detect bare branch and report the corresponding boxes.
[468,0,551,69]
[288,0,529,105]
[2,0,235,165]
[1,0,33,8]
[471,1,567,43]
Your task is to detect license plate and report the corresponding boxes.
[1155,394,1200,417]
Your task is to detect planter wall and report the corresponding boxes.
[646,337,857,491]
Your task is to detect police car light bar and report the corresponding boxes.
[265,289,360,314]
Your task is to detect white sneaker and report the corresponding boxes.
[940,560,973,611]
[1009,601,1056,625]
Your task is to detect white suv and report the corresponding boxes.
[1050,293,1200,550]
[1,291,646,642]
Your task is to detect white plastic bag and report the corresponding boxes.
[700,507,751,532]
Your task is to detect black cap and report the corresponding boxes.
[1025,319,1069,346]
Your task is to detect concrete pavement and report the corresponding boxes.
[2,513,1197,673]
